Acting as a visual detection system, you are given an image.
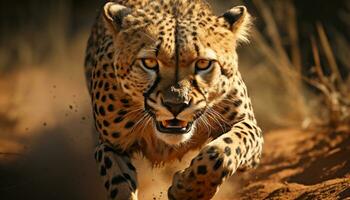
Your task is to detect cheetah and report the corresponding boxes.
[84,0,263,199]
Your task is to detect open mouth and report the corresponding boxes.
[156,119,193,134]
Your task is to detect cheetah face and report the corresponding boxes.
[103,2,251,145]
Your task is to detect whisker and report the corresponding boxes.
[209,108,231,126]
[139,114,153,134]
[129,111,149,134]
[205,111,225,133]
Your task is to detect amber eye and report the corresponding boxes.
[195,59,212,71]
[141,58,159,70]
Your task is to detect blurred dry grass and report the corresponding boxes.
[0,0,349,200]
[241,0,350,130]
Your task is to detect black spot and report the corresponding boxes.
[112,132,120,138]
[99,106,106,116]
[223,137,233,144]
[120,99,129,104]
[110,189,119,198]
[100,165,107,176]
[206,147,216,154]
[109,73,116,78]
[197,165,207,175]
[104,82,110,91]
[114,117,124,123]
[127,162,136,171]
[102,64,109,71]
[249,131,256,140]
[104,157,112,169]
[235,132,242,139]
[107,104,114,112]
[236,147,241,155]
[101,95,107,102]
[103,120,110,127]
[102,129,108,136]
[118,110,128,116]
[221,169,229,178]
[233,99,242,107]
[104,180,110,189]
[209,152,219,160]
[98,81,104,88]
[213,158,223,170]
[224,146,231,156]
[109,94,116,101]
[177,183,184,189]
[228,159,232,166]
[124,121,134,129]
[242,122,253,129]
[96,70,101,78]
[103,146,116,153]
[111,175,128,185]
[228,112,237,120]
[95,92,100,99]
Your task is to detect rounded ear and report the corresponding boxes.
[103,2,131,33]
[221,6,252,43]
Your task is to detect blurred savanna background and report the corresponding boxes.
[0,0,349,199]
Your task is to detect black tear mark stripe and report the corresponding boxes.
[191,79,206,102]
[194,43,200,56]
[143,75,161,99]
[174,15,180,83]
[155,40,163,57]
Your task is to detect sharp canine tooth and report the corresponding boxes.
[179,121,188,127]
[162,121,168,127]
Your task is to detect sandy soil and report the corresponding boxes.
[0,68,349,200]
[236,128,350,200]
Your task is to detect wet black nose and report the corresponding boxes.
[162,101,190,116]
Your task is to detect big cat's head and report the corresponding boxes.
[103,0,251,145]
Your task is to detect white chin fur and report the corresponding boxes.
[155,128,193,146]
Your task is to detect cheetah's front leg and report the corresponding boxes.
[168,119,263,200]
[95,142,138,200]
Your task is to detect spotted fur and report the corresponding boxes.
[85,0,263,199]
